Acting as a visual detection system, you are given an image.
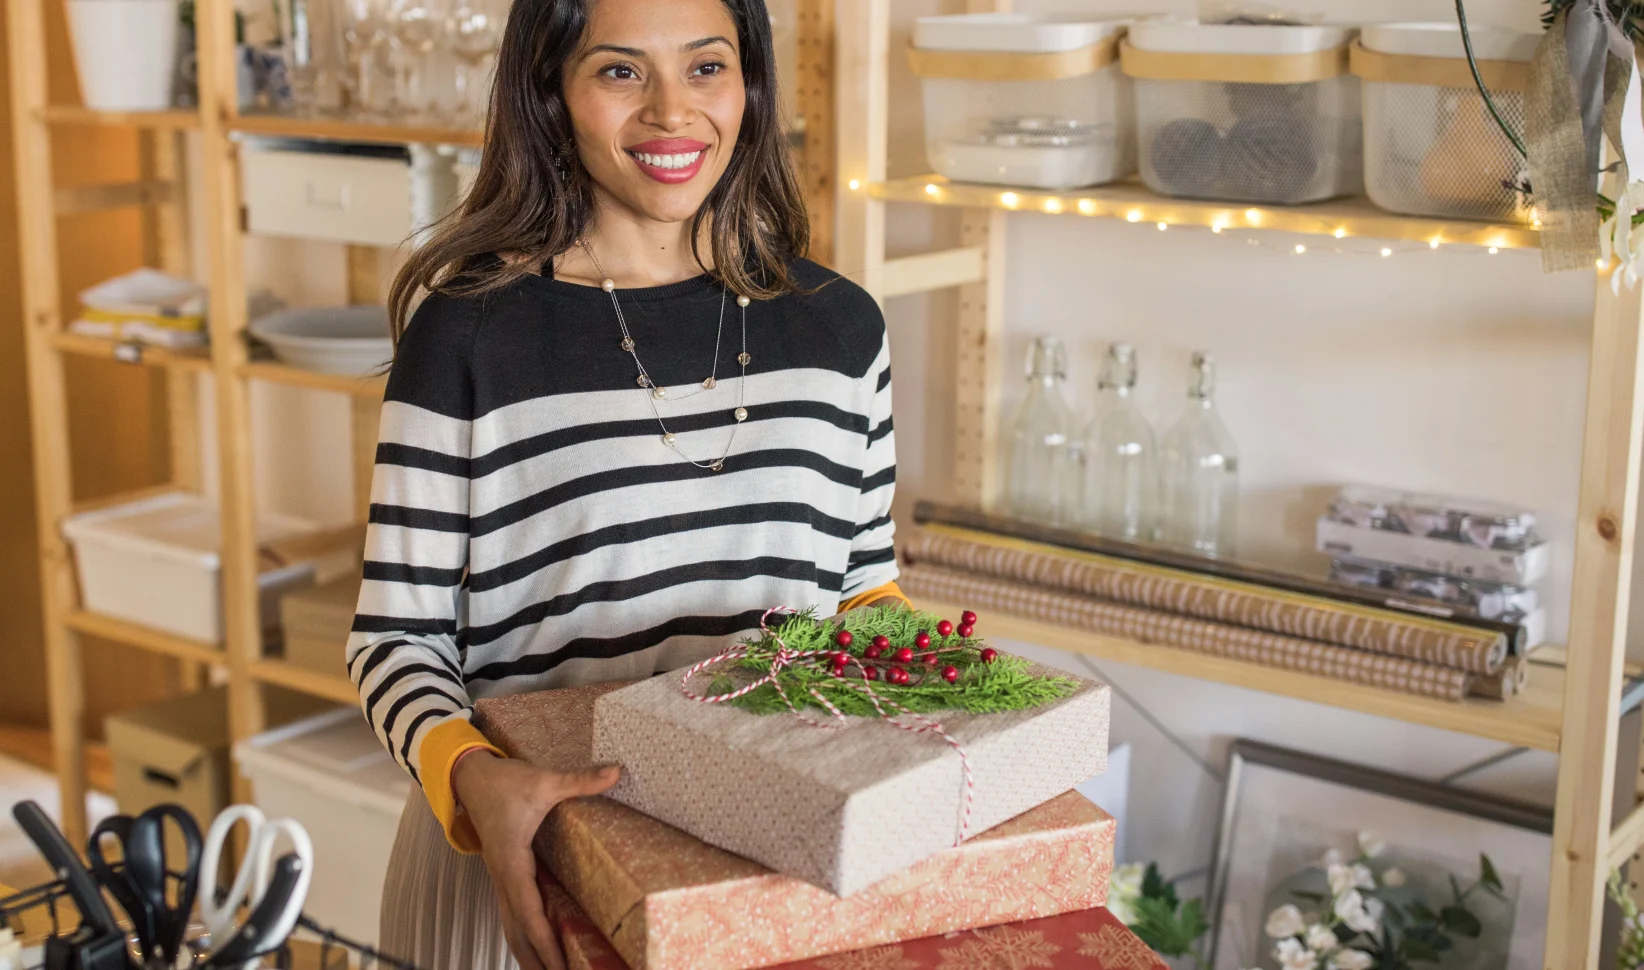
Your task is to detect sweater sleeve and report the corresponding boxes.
[348,293,501,854]
[841,329,901,600]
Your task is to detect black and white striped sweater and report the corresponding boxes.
[347,259,902,849]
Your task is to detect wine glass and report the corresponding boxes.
[447,0,504,125]
[386,0,448,120]
[342,0,394,116]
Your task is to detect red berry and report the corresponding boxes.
[914,632,931,649]
[864,644,883,660]
[980,647,998,664]
[942,665,959,683]
[956,623,974,638]
[936,619,954,637]
[894,646,914,663]
[863,665,879,681]
[924,653,939,666]
[835,630,854,647]
[961,610,978,626]
[890,667,909,685]
[872,635,890,650]
[831,663,845,677]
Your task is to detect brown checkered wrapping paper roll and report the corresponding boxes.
[900,563,1475,701]
[905,531,1506,675]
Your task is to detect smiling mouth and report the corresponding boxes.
[627,146,709,184]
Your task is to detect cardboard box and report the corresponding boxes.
[278,571,360,678]
[106,685,332,835]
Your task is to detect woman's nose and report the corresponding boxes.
[639,73,691,131]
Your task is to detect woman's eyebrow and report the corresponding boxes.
[685,36,734,51]
[582,43,647,59]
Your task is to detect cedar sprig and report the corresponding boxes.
[710,605,1078,717]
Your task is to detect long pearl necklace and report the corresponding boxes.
[581,240,750,473]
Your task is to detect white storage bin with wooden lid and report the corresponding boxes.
[1351,23,1537,222]
[910,14,1134,190]
[1123,19,1360,205]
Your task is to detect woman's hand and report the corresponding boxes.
[451,751,621,970]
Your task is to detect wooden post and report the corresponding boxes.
[197,0,264,795]
[7,0,89,845]
[832,0,886,298]
[1546,268,1644,968]
[952,209,1005,510]
[794,0,834,266]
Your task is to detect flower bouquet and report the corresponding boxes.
[1257,832,1510,970]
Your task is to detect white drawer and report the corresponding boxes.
[242,149,412,247]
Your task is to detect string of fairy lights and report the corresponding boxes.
[844,178,1606,265]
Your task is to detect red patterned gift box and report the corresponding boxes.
[475,684,1117,970]
[540,866,1165,970]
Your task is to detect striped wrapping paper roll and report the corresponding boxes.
[905,529,1507,675]
[900,563,1475,701]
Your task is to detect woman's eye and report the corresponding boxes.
[693,61,726,76]
[601,64,639,80]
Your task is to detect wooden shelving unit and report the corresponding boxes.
[837,0,1643,964]
[7,0,838,854]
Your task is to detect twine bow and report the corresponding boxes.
[680,607,976,845]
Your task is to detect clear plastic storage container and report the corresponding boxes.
[911,14,1134,190]
[1352,23,1536,222]
[1123,20,1360,205]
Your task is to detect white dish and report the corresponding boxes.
[250,306,393,376]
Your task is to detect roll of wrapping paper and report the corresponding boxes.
[900,563,1476,701]
[905,529,1507,676]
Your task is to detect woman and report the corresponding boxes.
[348,0,904,967]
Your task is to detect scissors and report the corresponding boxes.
[197,806,312,970]
[86,805,201,969]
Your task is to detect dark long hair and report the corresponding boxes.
[388,0,809,342]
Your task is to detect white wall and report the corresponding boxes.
[873,0,1590,902]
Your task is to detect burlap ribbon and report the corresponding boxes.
[1527,2,1633,271]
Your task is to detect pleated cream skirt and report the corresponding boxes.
[380,791,516,970]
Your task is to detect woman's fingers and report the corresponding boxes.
[497,850,565,970]
[551,764,621,800]
[496,888,545,970]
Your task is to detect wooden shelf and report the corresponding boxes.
[50,331,211,371]
[867,175,1542,251]
[249,659,358,705]
[63,610,225,666]
[239,360,388,397]
[39,105,200,130]
[916,596,1565,752]
[229,112,483,147]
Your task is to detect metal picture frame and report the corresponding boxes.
[1205,739,1554,970]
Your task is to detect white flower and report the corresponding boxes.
[1107,862,1145,925]
[1327,863,1375,897]
[1321,848,1345,868]
[1334,890,1385,935]
[1266,903,1307,939]
[1329,948,1373,970]
[1356,831,1386,859]
[1276,937,1319,970]
[1381,867,1406,888]
[1305,924,1338,952]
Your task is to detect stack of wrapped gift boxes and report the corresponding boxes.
[475,605,1157,970]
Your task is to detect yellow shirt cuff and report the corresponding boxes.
[417,718,505,854]
[840,579,911,612]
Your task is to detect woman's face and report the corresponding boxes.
[564,0,746,226]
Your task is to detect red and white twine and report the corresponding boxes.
[680,607,977,845]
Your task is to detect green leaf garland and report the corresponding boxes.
[709,605,1079,717]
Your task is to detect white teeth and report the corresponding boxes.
[632,150,702,170]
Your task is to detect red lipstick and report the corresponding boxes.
[626,138,710,184]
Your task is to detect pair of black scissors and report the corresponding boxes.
[87,805,201,969]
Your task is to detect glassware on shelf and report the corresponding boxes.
[277,0,347,113]
[343,0,395,116]
[1076,342,1157,543]
[447,0,505,124]
[1159,351,1240,557]
[386,0,448,121]
[1004,335,1075,524]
